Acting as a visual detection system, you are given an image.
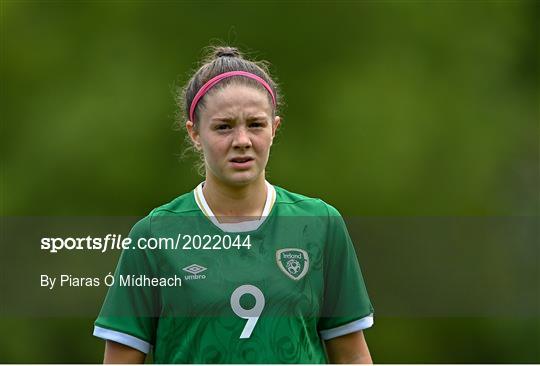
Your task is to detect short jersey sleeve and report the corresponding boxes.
[317,204,374,340]
[93,215,159,354]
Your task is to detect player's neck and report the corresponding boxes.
[202,174,267,222]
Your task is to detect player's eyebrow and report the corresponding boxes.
[211,116,234,122]
[246,114,268,120]
[211,114,268,122]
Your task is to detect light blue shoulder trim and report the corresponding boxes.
[319,314,374,340]
[93,325,151,354]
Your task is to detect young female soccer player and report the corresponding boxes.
[94,46,374,363]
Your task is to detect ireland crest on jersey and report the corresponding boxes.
[276,248,309,280]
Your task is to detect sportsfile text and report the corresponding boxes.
[41,234,131,253]
[40,234,252,253]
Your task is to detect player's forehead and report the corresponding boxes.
[202,83,273,120]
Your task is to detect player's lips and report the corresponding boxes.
[229,156,255,169]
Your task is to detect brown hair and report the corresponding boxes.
[176,45,282,130]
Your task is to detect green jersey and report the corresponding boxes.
[94,182,374,363]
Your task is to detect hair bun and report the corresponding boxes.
[215,47,240,58]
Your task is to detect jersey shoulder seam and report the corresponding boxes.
[274,185,327,205]
[152,207,200,214]
[145,192,199,235]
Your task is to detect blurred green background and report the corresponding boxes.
[1,0,538,363]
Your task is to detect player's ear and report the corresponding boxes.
[185,120,202,151]
[271,116,281,141]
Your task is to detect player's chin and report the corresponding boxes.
[226,170,260,186]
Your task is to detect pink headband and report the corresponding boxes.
[189,71,276,122]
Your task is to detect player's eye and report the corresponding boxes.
[215,124,231,130]
[249,121,265,128]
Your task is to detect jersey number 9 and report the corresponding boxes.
[230,285,265,339]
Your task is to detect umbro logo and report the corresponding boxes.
[183,264,207,274]
[182,264,207,280]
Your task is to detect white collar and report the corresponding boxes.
[193,181,276,233]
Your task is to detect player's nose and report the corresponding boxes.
[232,126,252,149]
